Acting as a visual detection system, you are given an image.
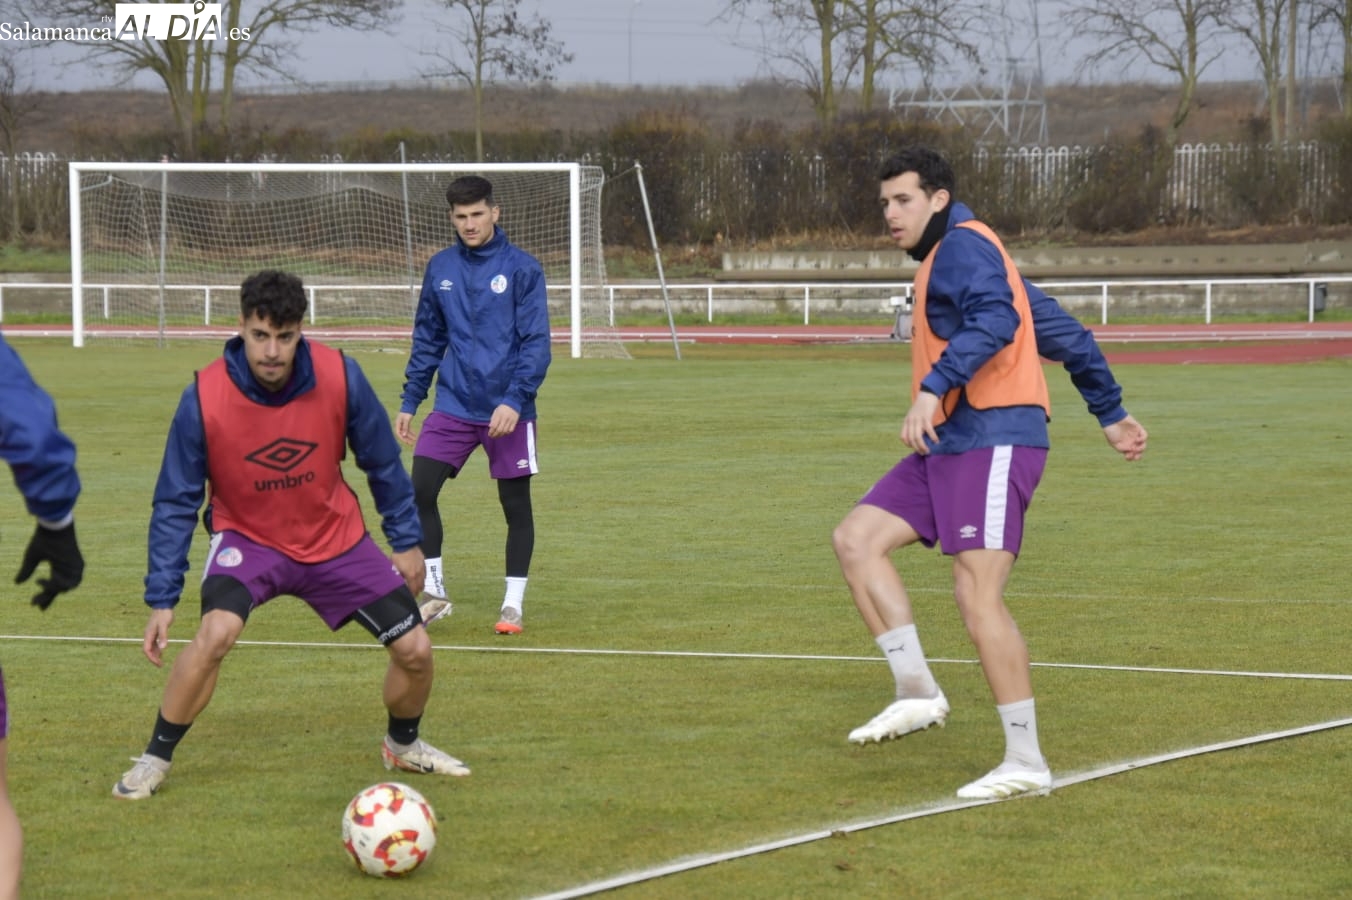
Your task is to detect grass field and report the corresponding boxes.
[3,339,1351,898]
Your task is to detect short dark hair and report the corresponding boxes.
[240,270,307,326]
[445,175,495,209]
[879,147,955,197]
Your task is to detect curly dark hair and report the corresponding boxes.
[240,270,307,326]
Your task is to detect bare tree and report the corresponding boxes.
[1225,0,1291,141]
[418,0,572,163]
[721,0,988,122]
[0,51,41,238]
[1063,0,1234,146]
[848,0,985,112]
[1309,0,1351,119]
[26,1,398,158]
[721,0,857,123]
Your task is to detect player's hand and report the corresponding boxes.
[489,402,519,437]
[392,547,426,597]
[15,520,84,610]
[395,412,417,447]
[900,391,941,456]
[487,404,519,439]
[143,608,175,667]
[1104,415,1148,461]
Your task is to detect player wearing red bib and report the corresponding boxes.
[115,271,470,801]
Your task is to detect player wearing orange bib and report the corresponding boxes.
[832,148,1148,799]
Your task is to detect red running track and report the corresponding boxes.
[6,321,1352,363]
[621,322,1352,364]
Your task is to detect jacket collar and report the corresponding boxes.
[455,225,507,259]
[222,334,316,405]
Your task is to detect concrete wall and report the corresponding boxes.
[720,241,1352,281]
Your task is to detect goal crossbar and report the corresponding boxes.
[68,161,626,359]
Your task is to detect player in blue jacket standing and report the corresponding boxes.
[1,332,84,898]
[397,175,552,635]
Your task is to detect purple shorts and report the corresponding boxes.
[202,531,405,630]
[859,445,1048,556]
[0,667,7,739]
[414,411,539,479]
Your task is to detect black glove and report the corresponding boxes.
[15,521,84,610]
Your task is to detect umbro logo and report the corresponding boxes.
[438,279,454,291]
[245,438,317,473]
[515,458,530,469]
[959,525,978,539]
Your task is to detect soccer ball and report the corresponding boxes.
[341,782,438,877]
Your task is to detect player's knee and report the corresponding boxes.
[387,627,432,674]
[497,477,533,524]
[832,519,868,563]
[197,575,250,656]
[411,458,454,507]
[193,609,245,659]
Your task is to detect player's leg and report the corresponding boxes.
[937,445,1052,799]
[410,412,480,625]
[410,455,456,618]
[115,531,285,800]
[158,583,251,726]
[113,575,252,800]
[315,535,469,776]
[495,475,534,634]
[348,587,470,776]
[950,547,1051,798]
[832,454,947,744]
[832,502,922,634]
[483,418,539,635]
[0,672,20,900]
[952,548,1028,705]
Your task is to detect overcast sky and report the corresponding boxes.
[5,0,1324,93]
[12,0,765,90]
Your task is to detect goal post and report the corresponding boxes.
[67,161,628,359]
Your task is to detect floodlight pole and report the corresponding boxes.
[627,0,642,85]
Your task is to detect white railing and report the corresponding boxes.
[0,276,1346,338]
[596,275,1350,326]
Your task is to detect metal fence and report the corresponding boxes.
[0,142,1344,243]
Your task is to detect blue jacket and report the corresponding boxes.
[400,226,551,423]
[918,203,1129,454]
[0,333,81,524]
[144,337,421,608]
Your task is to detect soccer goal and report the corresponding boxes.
[67,161,628,359]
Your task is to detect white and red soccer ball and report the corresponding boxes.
[341,782,438,877]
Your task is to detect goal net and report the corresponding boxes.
[68,161,628,359]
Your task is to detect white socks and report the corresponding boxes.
[424,557,446,599]
[502,576,527,614]
[425,562,527,613]
[877,624,941,700]
[997,698,1046,769]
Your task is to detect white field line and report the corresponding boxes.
[4,632,1349,895]
[1,633,1351,682]
[530,715,1352,900]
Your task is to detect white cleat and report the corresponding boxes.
[956,762,1054,800]
[419,597,452,626]
[112,753,171,800]
[381,736,471,777]
[847,692,949,744]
